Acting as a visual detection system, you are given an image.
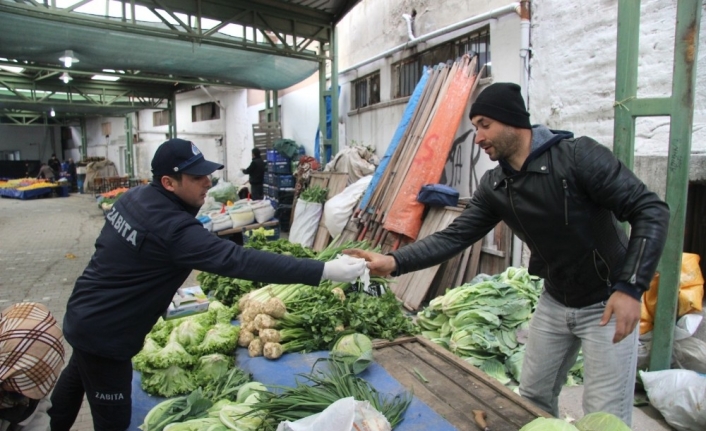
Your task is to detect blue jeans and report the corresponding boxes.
[519,291,638,426]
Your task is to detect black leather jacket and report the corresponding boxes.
[391,128,669,308]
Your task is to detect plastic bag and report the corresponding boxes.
[207,181,238,204]
[640,253,704,335]
[250,200,276,223]
[640,369,706,431]
[289,200,323,248]
[323,176,372,237]
[673,336,706,373]
[276,397,390,431]
[324,146,377,184]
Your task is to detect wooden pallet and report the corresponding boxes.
[252,122,282,151]
[373,336,549,431]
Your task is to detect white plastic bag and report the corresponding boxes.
[289,200,323,248]
[640,369,706,431]
[324,175,372,237]
[207,180,238,203]
[276,397,390,431]
[229,203,255,228]
[251,199,276,223]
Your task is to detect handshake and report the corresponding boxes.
[320,254,367,282]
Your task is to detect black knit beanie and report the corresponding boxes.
[469,82,531,129]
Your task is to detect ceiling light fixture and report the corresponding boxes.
[50,108,56,117]
[60,72,72,83]
[59,50,79,68]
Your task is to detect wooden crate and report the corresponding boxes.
[373,336,549,431]
[252,122,282,151]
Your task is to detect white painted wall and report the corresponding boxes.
[529,0,706,156]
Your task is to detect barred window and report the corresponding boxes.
[352,72,380,109]
[152,110,169,127]
[192,102,220,122]
[393,26,491,98]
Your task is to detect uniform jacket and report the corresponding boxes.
[63,182,324,360]
[391,126,669,308]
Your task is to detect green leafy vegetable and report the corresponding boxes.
[519,418,579,431]
[330,333,374,374]
[193,354,233,386]
[575,412,631,431]
[141,365,197,398]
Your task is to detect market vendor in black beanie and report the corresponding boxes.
[345,82,669,426]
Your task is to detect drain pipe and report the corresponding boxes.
[512,0,532,268]
[341,2,521,74]
[198,85,228,181]
[402,9,417,41]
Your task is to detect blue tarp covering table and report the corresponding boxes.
[129,348,457,431]
[0,186,53,199]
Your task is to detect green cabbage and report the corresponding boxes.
[193,353,233,386]
[141,365,196,398]
[194,323,239,355]
[133,338,162,372]
[519,418,579,431]
[330,333,374,374]
[149,339,196,369]
[236,382,268,403]
[173,319,207,348]
[575,412,631,431]
[163,418,225,431]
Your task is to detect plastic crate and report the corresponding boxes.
[267,186,295,202]
[266,149,291,163]
[243,223,280,244]
[272,174,294,188]
[267,161,291,174]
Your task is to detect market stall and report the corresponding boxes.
[0,178,69,199]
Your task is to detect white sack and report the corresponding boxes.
[640,369,706,431]
[289,200,323,248]
[324,175,372,238]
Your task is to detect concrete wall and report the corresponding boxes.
[0,125,61,162]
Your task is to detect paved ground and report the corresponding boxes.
[0,193,684,430]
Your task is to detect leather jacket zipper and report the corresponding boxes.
[506,178,558,297]
[593,249,612,288]
[562,179,569,225]
[629,238,647,284]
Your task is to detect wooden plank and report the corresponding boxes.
[373,336,548,431]
[478,222,513,276]
[252,122,282,150]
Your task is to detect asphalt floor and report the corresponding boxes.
[0,192,681,430]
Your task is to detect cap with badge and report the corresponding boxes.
[151,138,224,177]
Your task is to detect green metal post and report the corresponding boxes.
[168,95,176,139]
[649,0,702,371]
[273,91,279,123]
[80,117,87,160]
[318,42,328,163]
[125,115,134,178]
[613,0,702,371]
[331,26,339,157]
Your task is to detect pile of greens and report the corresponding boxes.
[133,301,241,397]
[197,236,316,306]
[299,185,328,203]
[246,359,412,431]
[416,267,584,389]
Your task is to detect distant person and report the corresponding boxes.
[0,302,65,431]
[47,154,61,178]
[48,138,365,431]
[242,148,266,200]
[36,163,55,181]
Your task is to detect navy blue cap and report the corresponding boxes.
[151,138,223,176]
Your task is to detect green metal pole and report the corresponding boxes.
[318,42,327,163]
[612,0,641,168]
[168,94,176,139]
[265,90,271,122]
[649,0,702,371]
[125,114,134,178]
[80,117,87,160]
[273,91,279,123]
[331,26,339,157]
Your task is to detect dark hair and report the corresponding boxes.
[153,172,182,183]
[252,148,261,158]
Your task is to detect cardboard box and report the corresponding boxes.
[164,286,210,320]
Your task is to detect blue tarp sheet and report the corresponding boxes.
[0,187,53,199]
[129,348,457,431]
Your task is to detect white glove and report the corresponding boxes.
[321,255,367,283]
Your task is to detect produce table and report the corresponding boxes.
[215,219,280,237]
[129,336,547,430]
[129,347,457,431]
[0,186,65,199]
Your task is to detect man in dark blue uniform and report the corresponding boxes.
[48,138,365,431]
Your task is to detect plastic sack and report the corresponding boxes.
[640,253,704,334]
[229,204,255,228]
[210,214,233,232]
[324,176,372,238]
[673,337,706,374]
[640,369,706,431]
[324,146,377,185]
[207,181,238,204]
[276,397,390,431]
[289,200,323,248]
[251,200,276,223]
